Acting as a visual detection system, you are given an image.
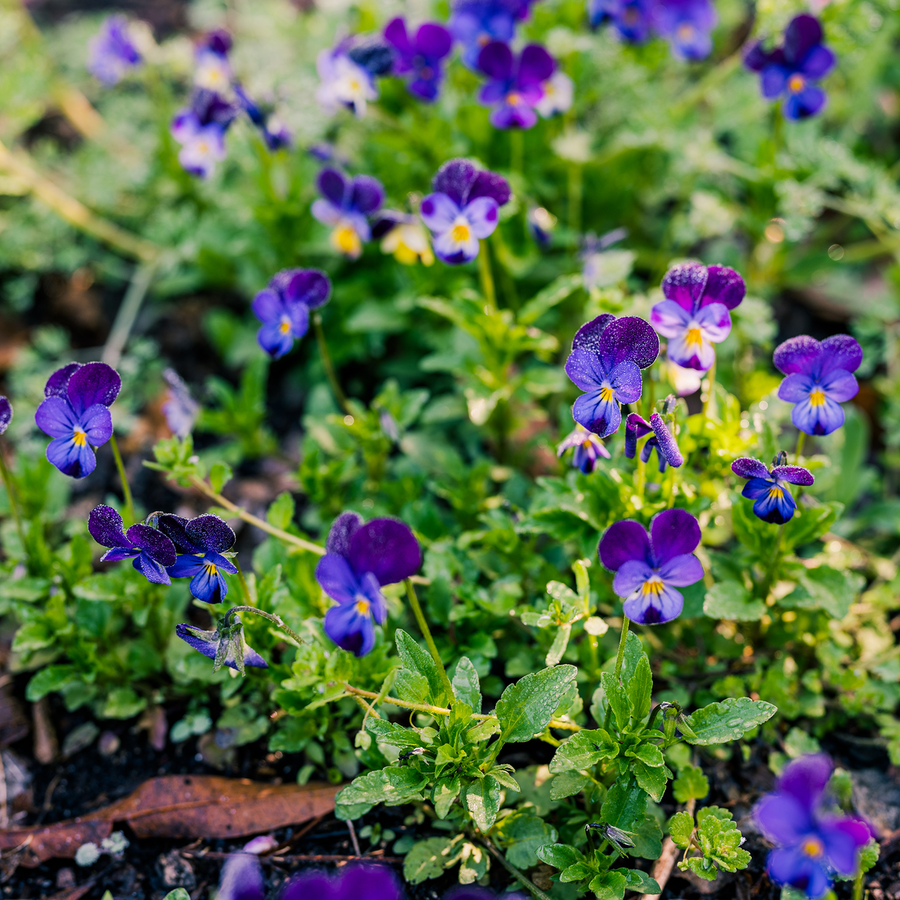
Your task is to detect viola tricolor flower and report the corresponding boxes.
[315,38,390,117]
[251,268,332,358]
[280,863,404,900]
[89,505,177,585]
[732,454,814,524]
[35,362,121,479]
[373,212,435,266]
[0,396,11,435]
[535,70,574,118]
[161,369,199,439]
[565,314,660,438]
[744,15,836,121]
[651,0,717,61]
[311,168,385,260]
[598,508,703,625]
[87,16,142,86]
[450,0,530,69]
[588,0,653,44]
[156,514,238,604]
[774,334,862,436]
[316,512,422,657]
[557,425,611,474]
[176,618,268,675]
[194,29,232,92]
[625,412,683,473]
[650,263,745,372]
[384,18,454,102]
[420,158,511,265]
[755,754,871,898]
[170,89,239,178]
[477,41,556,130]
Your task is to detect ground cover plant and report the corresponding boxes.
[0,0,899,898]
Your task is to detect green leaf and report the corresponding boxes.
[163,891,191,900]
[694,808,752,873]
[549,728,617,773]
[600,671,632,732]
[26,665,79,701]
[0,577,51,602]
[365,719,425,750]
[628,656,653,722]
[589,870,628,900]
[395,630,449,706]
[630,815,663,860]
[536,843,584,871]
[464,774,501,832]
[682,697,778,745]
[101,687,146,719]
[267,491,295,530]
[703,579,766,621]
[620,632,645,684]
[519,273,582,325]
[632,761,667,802]
[497,813,558,869]
[494,665,577,744]
[459,841,488,884]
[601,779,647,831]
[628,743,665,767]
[673,764,709,802]
[404,837,454,883]
[784,566,865,619]
[668,811,695,848]
[209,461,233,494]
[782,501,842,550]
[622,869,662,894]
[488,765,520,792]
[452,656,482,713]
[335,767,427,819]
[550,770,591,800]
[433,776,461,818]
[546,623,572,667]
[394,670,430,703]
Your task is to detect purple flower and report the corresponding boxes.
[450,0,531,69]
[171,89,239,178]
[35,362,121,479]
[599,508,703,625]
[745,15,836,121]
[420,158,511,264]
[312,168,385,260]
[650,263,746,372]
[0,396,11,435]
[162,369,199,439]
[281,863,403,900]
[774,335,862,436]
[625,411,683,473]
[194,30,233,92]
[373,211,435,266]
[651,0,717,61]
[316,43,380,117]
[732,454,814,524]
[565,314,660,438]
[251,269,332,358]
[557,424,611,474]
[588,0,653,43]
[87,16,142,86]
[477,41,556,130]
[755,755,871,899]
[155,513,238,604]
[234,85,291,151]
[217,849,264,900]
[527,206,556,246]
[89,505,177,585]
[534,70,574,118]
[317,512,422,657]
[176,619,268,674]
[384,18,454,102]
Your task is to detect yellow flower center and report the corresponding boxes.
[72,427,88,447]
[809,388,826,407]
[451,223,471,242]
[801,837,824,859]
[686,327,704,347]
[197,140,209,155]
[600,386,615,402]
[204,561,218,576]
[642,577,664,596]
[349,78,360,91]
[279,318,292,334]
[507,92,522,106]
[788,74,806,94]
[677,23,695,41]
[332,224,361,256]
[767,485,784,499]
[355,596,370,616]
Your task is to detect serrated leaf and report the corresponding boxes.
[622,869,661,894]
[673,764,709,802]
[601,779,647,831]
[404,837,454,883]
[668,811,694,848]
[600,672,632,732]
[464,774,501,832]
[632,761,667,802]
[628,656,653,722]
[497,813,558,869]
[536,843,584,871]
[620,632,645,683]
[452,656,482,713]
[589,869,628,900]
[680,856,718,880]
[682,697,777,745]
[546,624,572,667]
[394,670,430,704]
[494,665,577,744]
[489,766,521,792]
[628,743,665,767]
[549,728,618,773]
[365,719,424,750]
[550,770,591,800]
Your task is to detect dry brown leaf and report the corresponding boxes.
[0,819,113,869]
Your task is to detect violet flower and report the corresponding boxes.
[774,335,862,436]
[732,453,814,525]
[598,508,703,625]
[477,41,555,130]
[162,369,199,439]
[527,207,556,246]
[0,397,11,435]
[650,263,745,372]
[89,505,177,585]
[311,168,385,260]
[384,18,454,102]
[35,362,121,479]
[625,412,683,473]
[156,514,238,604]
[420,158,511,265]
[194,29,232,92]
[317,512,422,657]
[234,85,291,151]
[557,425,611,474]
[87,16,142,86]
[565,314,660,438]
[651,0,717,61]
[170,89,239,178]
[315,38,390,117]
[588,0,653,44]
[744,15,836,121]
[281,863,403,900]
[251,268,332,358]
[535,70,574,118]
[755,754,871,898]
[176,618,268,675]
[450,0,530,69]
[373,211,435,266]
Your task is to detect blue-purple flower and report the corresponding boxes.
[170,89,239,178]
[194,29,232,92]
[598,508,703,625]
[317,512,422,657]
[251,269,332,358]
[156,514,238,604]
[311,168,385,260]
[588,0,653,44]
[176,618,268,675]
[651,0,717,61]
[650,263,745,372]
[420,158,511,264]
[557,425,611,474]
[477,41,556,130]
[35,362,121,479]
[384,18,454,102]
[625,411,683,473]
[732,454,814,524]
[315,38,391,117]
[234,85,291,151]
[450,0,531,69]
[755,755,871,898]
[87,16,142,86]
[774,335,862,436]
[280,864,404,900]
[565,314,660,438]
[162,369,199,439]
[745,15,836,121]
[0,397,11,435]
[89,505,177,585]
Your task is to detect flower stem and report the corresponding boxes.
[480,838,554,900]
[477,240,497,308]
[102,259,159,369]
[0,445,26,553]
[853,868,864,900]
[794,430,806,461]
[568,162,582,234]
[226,605,307,650]
[312,313,351,417]
[404,578,455,700]
[233,558,252,603]
[604,616,632,730]
[759,523,785,601]
[108,433,136,523]
[510,129,524,178]
[702,359,717,420]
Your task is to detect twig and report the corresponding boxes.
[347,818,362,857]
[642,836,679,900]
[102,260,159,369]
[479,838,554,900]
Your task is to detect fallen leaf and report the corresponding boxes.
[0,819,113,869]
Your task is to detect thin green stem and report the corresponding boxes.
[233,558,251,603]
[313,313,351,416]
[795,430,806,461]
[102,259,158,369]
[0,445,26,552]
[510,129,524,178]
[568,162,582,234]
[477,241,497,308]
[479,838,554,900]
[108,433,136,523]
[759,524,786,602]
[853,867,865,900]
[226,605,307,650]
[405,578,454,699]
[702,358,717,420]
[604,616,632,730]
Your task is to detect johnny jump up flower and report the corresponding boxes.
[652,0,717,61]
[527,207,557,246]
[535,70,574,118]
[384,18,454,102]
[35,362,121,478]
[755,754,871,899]
[88,16,142,86]
[176,618,268,675]
[171,89,239,178]
[315,37,391,118]
[0,396,11,435]
[477,41,556,130]
[89,505,177,585]
[732,454,814,524]
[317,512,422,657]
[557,424,611,474]
[194,29,232,92]
[598,508,703,625]
[588,0,653,44]
[450,0,531,69]
[373,212,435,266]
[420,158,511,265]
[565,314,660,438]
[774,334,862,436]
[745,15,836,121]
[252,268,332,358]
[311,168,385,260]
[625,411,683,473]
[156,513,238,603]
[650,262,746,372]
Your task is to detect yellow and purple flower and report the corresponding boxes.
[384,17,454,102]
[625,411,683,473]
[311,168,385,260]
[88,505,177,585]
[534,70,574,118]
[157,513,238,604]
[251,269,332,358]
[557,424,611,474]
[651,0,717,61]
[193,30,232,92]
[170,89,238,178]
[477,41,556,130]
[315,37,392,118]
[450,0,532,69]
[373,211,435,266]
[732,453,814,524]
[87,16,142,86]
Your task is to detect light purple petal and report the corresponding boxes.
[348,518,422,585]
[252,288,284,324]
[35,396,78,439]
[731,457,770,480]
[89,504,129,549]
[792,395,845,436]
[755,792,815,845]
[463,197,500,238]
[800,44,835,79]
[609,360,643,404]
[820,368,859,403]
[820,818,873,874]
[572,391,621,438]
[661,262,708,311]
[657,552,703,586]
[649,508,700,566]
[316,553,361,604]
[778,372,815,403]
[694,303,732,342]
[311,198,343,227]
[218,851,265,900]
[761,65,788,99]
[772,465,814,486]
[612,558,654,597]
[598,520,652,571]
[623,582,683,625]
[666,329,716,371]
[420,192,461,233]
[650,300,692,338]
[79,404,114,447]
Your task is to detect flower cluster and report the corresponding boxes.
[252,268,332,358]
[450,0,534,69]
[312,168,386,260]
[87,16,142,86]
[384,18,454,102]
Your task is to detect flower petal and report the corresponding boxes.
[384,17,413,58]
[316,553,361,604]
[572,314,616,352]
[755,791,816,846]
[420,192,462,233]
[572,391,621,438]
[650,508,701,566]
[44,363,81,399]
[477,40,514,80]
[661,262,708,311]
[791,395,845,436]
[731,457,770,480]
[820,818,873,874]
[125,524,177,565]
[468,169,511,206]
[624,582,683,625]
[218,851,265,900]
[333,864,402,900]
[774,335,822,376]
[658,552,703,586]
[517,44,555,87]
[185,514,236,553]
[742,476,775,500]
[35,396,78,439]
[598,520,652,571]
[772,465,814,486]
[175,623,217,661]
[132,552,171,585]
[324,602,375,657]
[349,175,385,215]
[47,437,96,478]
[650,300,692,339]
[65,362,121,413]
[0,397,11,435]
[252,288,283,324]
[348,518,422,585]
[778,372,816,403]
[783,14,824,67]
[649,412,683,467]
[432,158,477,207]
[80,404,114,447]
[416,23,453,61]
[463,197,499,239]
[784,84,826,120]
[702,264,745,309]
[326,512,365,558]
[609,360,643,404]
[819,334,862,376]
[167,554,205,578]
[694,303,732,342]
[612,558,654,597]
[89,504,129,549]
[282,269,332,309]
[800,44,835,79]
[597,316,660,369]
[317,167,348,207]
[779,754,832,809]
[761,64,788,99]
[565,348,608,391]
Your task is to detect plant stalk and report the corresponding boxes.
[795,430,806,461]
[759,523,786,601]
[226,605,307,650]
[102,259,159,369]
[108,433,136,523]
[312,313,351,416]
[702,358,717,420]
[0,446,26,552]
[478,240,497,308]
[480,838,554,900]
[405,578,455,700]
[604,616,632,729]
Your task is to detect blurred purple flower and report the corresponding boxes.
[0,397,11,435]
[89,505,177,585]
[527,206,556,246]
[234,85,291,151]
[87,16,142,86]
[384,18,454,102]
[535,70,574,117]
[598,508,703,625]
[316,37,390,117]
[162,369,198,439]
[157,513,238,603]
[625,411,683,473]
[557,424,611,474]
[171,89,239,178]
[373,211,435,266]
[450,0,532,69]
[176,618,268,674]
[194,29,233,92]
[477,41,555,129]
[312,168,385,259]
[732,453,814,524]
[35,362,120,478]
[652,0,717,61]
[282,864,403,900]
[588,0,653,43]
[252,269,331,358]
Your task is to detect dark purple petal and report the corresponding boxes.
[316,553,361,605]
[185,514,236,553]
[752,486,796,524]
[433,158,477,207]
[624,414,651,458]
[175,623,218,661]
[703,265,745,310]
[649,509,700,567]
[599,520,652,571]
[572,314,616,352]
[597,316,660,369]
[325,601,376,656]
[784,84,827,120]
[773,336,821,376]
[416,23,453,60]
[281,873,339,900]
[156,514,198,553]
[283,269,332,309]
[779,754,831,810]
[333,863,403,900]
[661,263,708,312]
[65,362,121,415]
[783,14,823,67]
[819,334,862,376]
[517,44,555,87]
[102,546,140,562]
[89,504,129,549]
[468,169,511,206]
[318,168,349,208]
[0,397,11,435]
[348,518,422,585]
[125,524,178,566]
[649,413,682,467]
[799,44,835,79]
[408,75,443,101]
[384,17,414,59]
[326,511,364,557]
[744,40,779,73]
[45,363,81,398]
[772,465,814,486]
[731,457,770,480]
[478,40,514,80]
[349,175,385,215]
[218,851,265,900]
